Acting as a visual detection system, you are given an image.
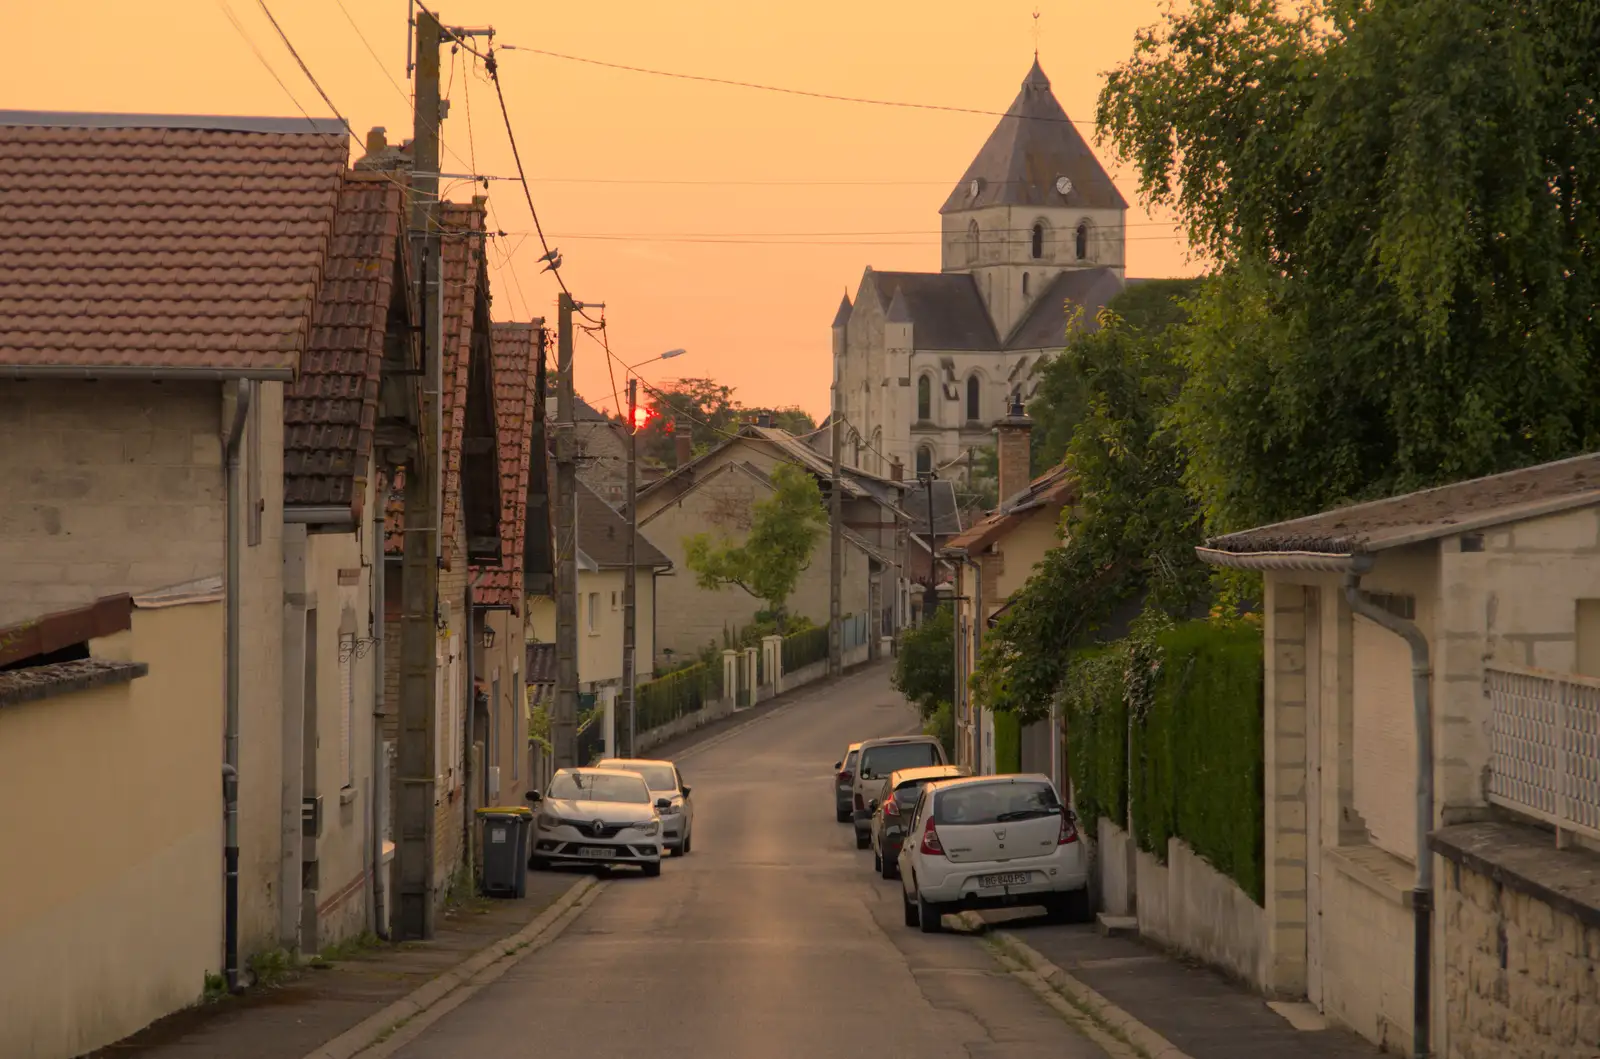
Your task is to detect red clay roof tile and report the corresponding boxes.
[471,323,542,608]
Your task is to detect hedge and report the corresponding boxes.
[993,710,1021,773]
[781,625,828,672]
[635,661,723,732]
[1063,620,1264,905]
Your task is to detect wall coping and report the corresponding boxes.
[1431,820,1600,931]
[0,658,148,709]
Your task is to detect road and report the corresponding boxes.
[390,665,1110,1059]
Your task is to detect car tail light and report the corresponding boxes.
[837,770,852,785]
[883,798,901,818]
[918,817,944,856]
[1058,809,1079,845]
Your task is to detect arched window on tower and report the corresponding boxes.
[916,445,933,476]
[1022,273,1031,299]
[966,375,981,422]
[1075,221,1090,260]
[1031,222,1044,259]
[916,374,932,421]
[966,220,980,264]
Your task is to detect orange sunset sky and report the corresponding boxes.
[5,0,1199,420]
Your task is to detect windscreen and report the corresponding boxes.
[548,771,650,804]
[933,782,1060,826]
[598,762,677,791]
[860,742,940,778]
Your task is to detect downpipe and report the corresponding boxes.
[371,496,388,939]
[222,380,254,994]
[1344,572,1433,1059]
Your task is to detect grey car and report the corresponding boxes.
[833,743,862,823]
[869,764,971,879]
[595,757,695,854]
[851,735,948,848]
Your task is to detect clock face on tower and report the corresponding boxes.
[1055,176,1073,196]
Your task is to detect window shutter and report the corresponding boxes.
[435,638,445,787]
[449,634,461,790]
[339,634,354,787]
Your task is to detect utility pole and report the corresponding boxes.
[553,293,579,770]
[622,375,638,756]
[396,5,444,941]
[828,398,843,677]
[922,472,940,620]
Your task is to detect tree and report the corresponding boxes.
[682,461,827,625]
[1097,0,1600,533]
[752,406,817,436]
[972,308,1210,723]
[892,604,955,721]
[636,378,741,464]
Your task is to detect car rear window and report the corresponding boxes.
[933,782,1060,825]
[845,750,859,771]
[892,783,927,807]
[860,742,941,778]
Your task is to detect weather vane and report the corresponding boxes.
[1032,8,1041,57]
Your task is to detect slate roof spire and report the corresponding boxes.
[939,58,1127,215]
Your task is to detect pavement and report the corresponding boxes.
[88,661,1384,1059]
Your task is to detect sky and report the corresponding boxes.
[5,0,1198,421]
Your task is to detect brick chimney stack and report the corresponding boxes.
[995,393,1033,506]
[365,126,387,155]
[674,434,693,468]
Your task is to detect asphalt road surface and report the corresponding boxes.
[391,665,1110,1059]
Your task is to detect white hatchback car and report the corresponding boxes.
[897,774,1089,933]
[594,757,695,854]
[526,767,668,876]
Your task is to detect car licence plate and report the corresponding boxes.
[578,847,616,859]
[978,872,1030,889]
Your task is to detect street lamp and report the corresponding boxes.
[623,348,689,758]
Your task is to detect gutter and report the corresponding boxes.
[370,492,388,939]
[1344,571,1433,1059]
[222,380,254,993]
[285,505,357,529]
[1194,547,1371,573]
[0,364,293,381]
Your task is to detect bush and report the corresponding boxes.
[993,711,1021,774]
[635,662,723,731]
[1062,645,1128,831]
[892,603,954,720]
[781,625,828,672]
[923,702,954,761]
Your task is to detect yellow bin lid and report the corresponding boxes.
[476,806,533,817]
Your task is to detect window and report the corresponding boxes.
[611,591,619,611]
[1021,272,1030,298]
[916,375,931,421]
[860,740,943,780]
[1031,222,1044,259]
[915,446,932,476]
[511,657,520,781]
[339,632,355,788]
[966,375,981,421]
[434,638,446,787]
[587,592,600,633]
[448,634,461,790]
[966,219,980,263]
[933,781,1060,825]
[1075,221,1089,260]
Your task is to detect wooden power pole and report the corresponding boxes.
[622,375,638,756]
[828,397,843,677]
[553,293,579,769]
[396,5,444,941]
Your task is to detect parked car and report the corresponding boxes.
[594,757,695,854]
[850,735,947,848]
[869,764,970,879]
[897,773,1088,933]
[525,767,669,877]
[833,742,863,823]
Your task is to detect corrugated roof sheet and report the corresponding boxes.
[0,116,348,377]
[284,173,405,511]
[471,323,540,608]
[1204,452,1600,556]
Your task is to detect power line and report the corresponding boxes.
[218,0,315,124]
[498,46,1096,127]
[254,0,352,133]
[499,231,1185,247]
[333,0,410,105]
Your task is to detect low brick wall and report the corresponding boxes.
[1434,821,1600,1058]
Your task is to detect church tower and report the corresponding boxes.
[939,59,1128,340]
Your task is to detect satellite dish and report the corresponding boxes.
[1055,176,1073,196]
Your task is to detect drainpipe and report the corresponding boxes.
[222,380,254,993]
[464,575,479,888]
[1344,571,1433,1059]
[370,495,387,938]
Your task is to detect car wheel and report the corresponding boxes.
[529,856,551,872]
[835,807,850,823]
[855,829,870,850]
[902,887,920,928]
[918,895,944,934]
[642,860,662,878]
[873,847,882,872]
[681,830,692,855]
[880,852,897,881]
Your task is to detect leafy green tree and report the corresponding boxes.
[973,309,1210,723]
[892,603,955,721]
[683,461,827,626]
[1097,0,1600,532]
[637,378,740,464]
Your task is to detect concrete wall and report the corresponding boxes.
[0,600,223,1059]
[1441,857,1600,1058]
[1318,848,1418,1053]
[1094,820,1269,991]
[0,380,225,626]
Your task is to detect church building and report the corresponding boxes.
[832,58,1131,482]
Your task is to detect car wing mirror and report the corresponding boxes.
[833,762,842,771]
[655,797,673,810]
[680,785,692,797]
[525,790,543,803]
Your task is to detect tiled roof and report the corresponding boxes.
[1202,452,1600,558]
[905,479,964,538]
[471,323,541,609]
[284,173,405,512]
[939,60,1127,215]
[865,272,999,350]
[384,200,488,558]
[0,113,348,377]
[576,478,672,570]
[944,462,1076,554]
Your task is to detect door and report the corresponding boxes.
[1304,589,1324,1009]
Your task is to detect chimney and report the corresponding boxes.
[756,411,772,428]
[995,393,1033,506]
[674,434,693,468]
[365,126,387,156]
[890,458,903,482]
